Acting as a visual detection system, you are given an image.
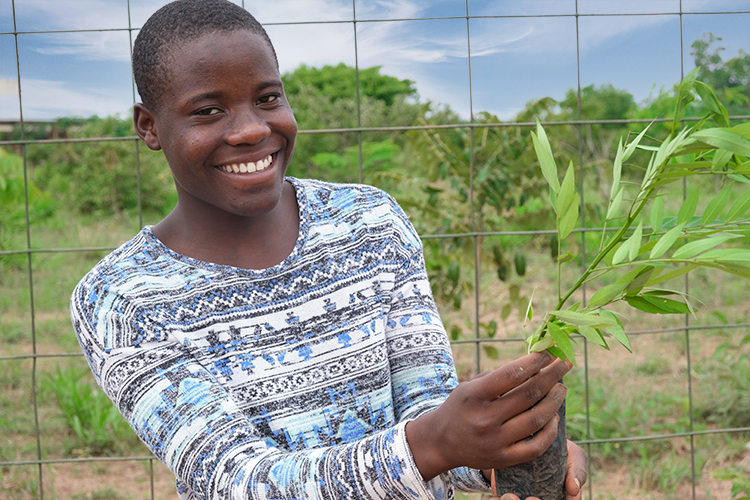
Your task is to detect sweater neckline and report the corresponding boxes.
[141,177,309,276]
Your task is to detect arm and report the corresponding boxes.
[382,206,569,489]
[71,281,443,500]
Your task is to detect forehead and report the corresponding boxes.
[166,30,278,83]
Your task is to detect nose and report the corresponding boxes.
[225,110,271,146]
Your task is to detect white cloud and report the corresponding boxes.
[2,78,132,120]
[0,78,18,96]
[31,31,132,62]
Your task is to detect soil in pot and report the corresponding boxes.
[493,400,567,500]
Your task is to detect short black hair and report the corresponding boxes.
[132,0,277,111]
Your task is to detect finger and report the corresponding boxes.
[565,440,587,500]
[471,352,556,400]
[496,412,560,467]
[472,370,492,380]
[500,383,567,443]
[499,358,571,413]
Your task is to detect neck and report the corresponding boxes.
[153,181,300,270]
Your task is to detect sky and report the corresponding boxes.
[0,0,748,123]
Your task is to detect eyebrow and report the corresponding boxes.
[186,91,224,106]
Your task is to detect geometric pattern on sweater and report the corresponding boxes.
[70,178,489,500]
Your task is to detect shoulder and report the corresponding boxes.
[291,177,422,252]
[70,227,177,328]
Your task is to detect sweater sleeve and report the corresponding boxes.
[71,277,444,500]
[381,202,491,495]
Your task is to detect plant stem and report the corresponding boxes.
[555,178,660,313]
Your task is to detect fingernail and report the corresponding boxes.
[575,478,581,490]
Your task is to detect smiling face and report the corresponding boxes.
[134,29,297,223]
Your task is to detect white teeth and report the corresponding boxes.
[220,154,273,174]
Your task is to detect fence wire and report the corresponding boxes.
[1,1,749,499]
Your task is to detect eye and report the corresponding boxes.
[258,94,280,105]
[195,107,222,116]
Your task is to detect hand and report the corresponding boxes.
[564,440,587,500]
[487,439,588,500]
[406,352,572,481]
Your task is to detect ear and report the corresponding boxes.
[133,103,162,151]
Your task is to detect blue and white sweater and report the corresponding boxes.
[70,178,489,500]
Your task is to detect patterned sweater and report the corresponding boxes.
[70,178,489,500]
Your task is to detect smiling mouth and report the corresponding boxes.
[217,154,273,174]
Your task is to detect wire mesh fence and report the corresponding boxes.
[1,1,749,499]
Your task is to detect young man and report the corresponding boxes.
[70,1,586,499]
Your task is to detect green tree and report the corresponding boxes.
[691,32,750,115]
[281,64,420,180]
[0,147,56,266]
[28,116,175,217]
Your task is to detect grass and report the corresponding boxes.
[42,365,136,456]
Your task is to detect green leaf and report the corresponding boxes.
[626,295,667,314]
[712,148,733,171]
[644,296,693,314]
[700,248,750,262]
[624,266,657,294]
[691,128,750,157]
[672,67,699,132]
[524,288,536,322]
[677,187,700,225]
[558,201,579,240]
[623,123,652,162]
[611,138,624,199]
[653,134,676,173]
[694,81,729,127]
[650,196,664,234]
[730,122,750,138]
[626,295,692,314]
[532,121,560,194]
[703,183,734,226]
[673,235,736,260]
[529,336,555,353]
[615,265,650,285]
[552,310,616,328]
[546,346,568,363]
[588,282,628,308]
[719,263,750,278]
[482,345,499,360]
[556,161,579,239]
[600,310,631,353]
[727,173,750,184]
[727,189,750,221]
[613,225,644,265]
[735,161,750,174]
[547,323,576,365]
[557,252,575,264]
[645,263,698,287]
[629,222,643,262]
[450,325,461,341]
[578,326,609,349]
[489,320,498,337]
[650,223,686,259]
[641,288,681,297]
[607,187,624,221]
[556,161,575,212]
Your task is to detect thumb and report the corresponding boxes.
[565,440,587,499]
